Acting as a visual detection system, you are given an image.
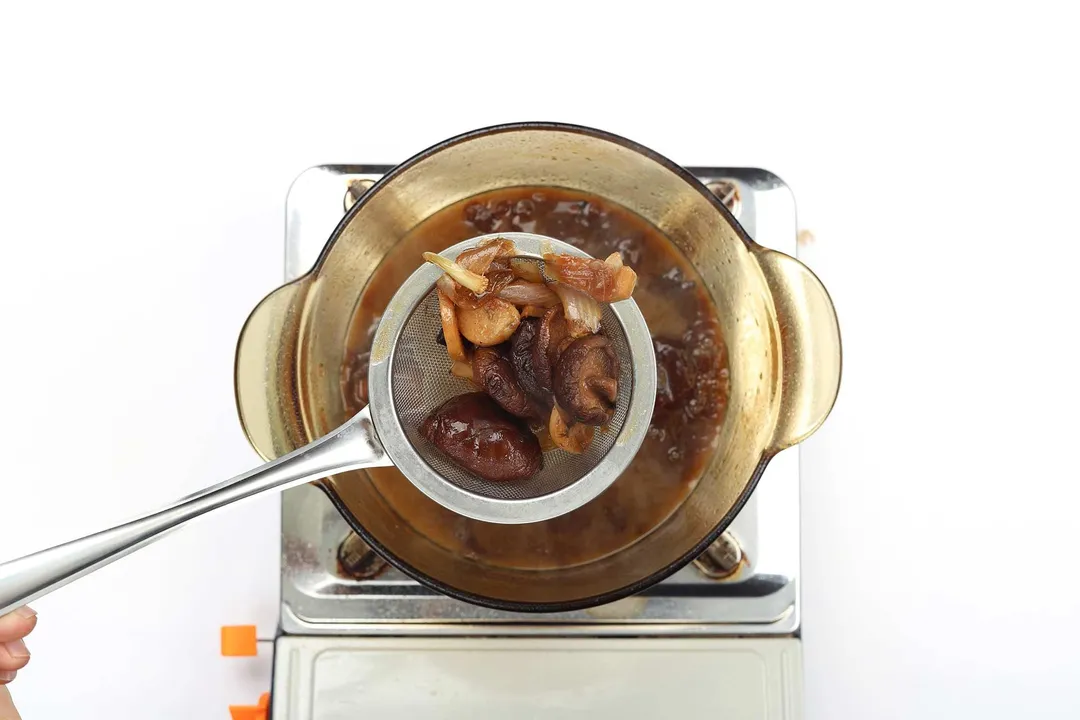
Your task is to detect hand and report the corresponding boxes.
[0,606,35,720]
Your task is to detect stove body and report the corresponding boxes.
[272,166,804,719]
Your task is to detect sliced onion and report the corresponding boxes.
[436,274,463,305]
[436,289,468,363]
[510,257,545,283]
[497,280,560,307]
[423,252,488,294]
[550,282,602,336]
[542,252,637,303]
[457,238,517,275]
[437,268,517,310]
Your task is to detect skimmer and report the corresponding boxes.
[0,232,656,616]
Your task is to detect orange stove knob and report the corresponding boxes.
[228,704,266,720]
[220,625,258,657]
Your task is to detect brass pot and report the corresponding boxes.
[235,123,841,611]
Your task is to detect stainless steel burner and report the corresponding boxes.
[279,165,801,635]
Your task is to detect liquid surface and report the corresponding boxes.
[343,187,729,569]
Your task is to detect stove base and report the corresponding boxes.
[280,165,802,632]
[270,636,802,719]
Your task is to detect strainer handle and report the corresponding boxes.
[0,406,391,616]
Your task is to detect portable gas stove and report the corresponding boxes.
[268,166,804,719]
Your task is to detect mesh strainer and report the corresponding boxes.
[368,232,656,523]
[0,232,655,615]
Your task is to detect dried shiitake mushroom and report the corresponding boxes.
[509,318,547,406]
[472,346,542,420]
[553,334,619,425]
[421,392,541,482]
[532,306,569,398]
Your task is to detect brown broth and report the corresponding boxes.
[342,187,729,569]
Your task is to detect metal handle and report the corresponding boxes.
[0,406,391,616]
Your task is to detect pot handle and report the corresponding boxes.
[234,276,314,461]
[753,247,842,453]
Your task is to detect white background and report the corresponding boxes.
[2,2,1078,718]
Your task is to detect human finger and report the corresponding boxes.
[0,639,29,674]
[0,684,21,720]
[0,610,36,645]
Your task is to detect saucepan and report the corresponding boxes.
[235,122,841,612]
